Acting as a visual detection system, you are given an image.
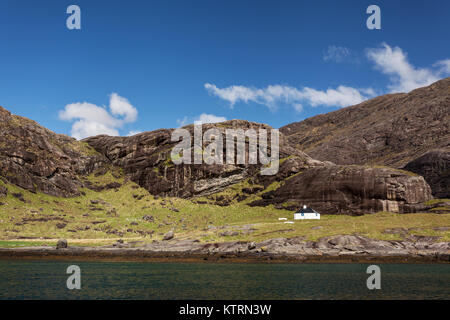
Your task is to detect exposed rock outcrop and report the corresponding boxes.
[148,234,449,260]
[84,120,317,198]
[403,148,450,198]
[249,165,433,215]
[3,235,449,263]
[84,120,436,215]
[0,106,107,197]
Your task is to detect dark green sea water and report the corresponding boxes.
[0,260,448,299]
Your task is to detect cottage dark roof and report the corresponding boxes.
[296,207,318,214]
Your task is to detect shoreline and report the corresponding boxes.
[1,234,449,264]
[0,250,450,264]
[0,249,449,264]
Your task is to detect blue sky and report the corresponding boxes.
[1,0,449,138]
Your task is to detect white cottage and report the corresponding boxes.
[294,205,320,220]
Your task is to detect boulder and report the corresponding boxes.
[142,215,154,222]
[163,230,174,241]
[56,239,68,249]
[56,223,67,229]
[248,242,256,250]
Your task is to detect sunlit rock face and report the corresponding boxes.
[249,165,433,215]
[0,106,107,197]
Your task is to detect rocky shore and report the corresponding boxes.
[1,235,449,263]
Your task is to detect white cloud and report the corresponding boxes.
[177,113,227,127]
[300,86,369,107]
[434,59,450,75]
[206,44,450,113]
[109,93,137,123]
[323,46,351,63]
[127,130,142,136]
[205,83,373,111]
[293,103,303,113]
[59,93,138,139]
[366,43,446,92]
[197,113,227,124]
[176,116,189,127]
[70,120,119,138]
[204,83,268,108]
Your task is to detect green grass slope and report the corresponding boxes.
[0,168,449,248]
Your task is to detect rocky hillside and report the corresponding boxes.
[83,120,319,198]
[84,121,433,215]
[280,78,449,198]
[0,105,436,215]
[281,78,450,168]
[0,106,107,197]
